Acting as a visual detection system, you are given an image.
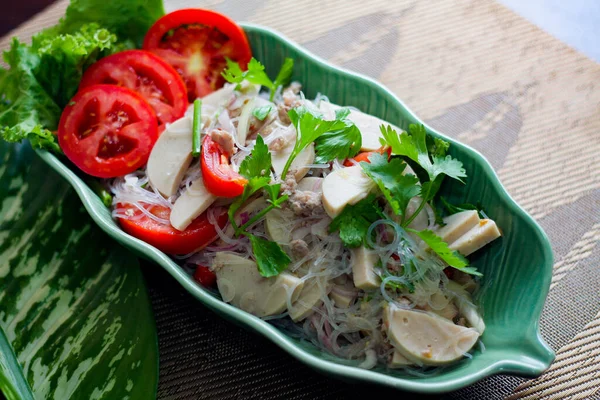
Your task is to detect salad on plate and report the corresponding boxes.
[0,0,502,371]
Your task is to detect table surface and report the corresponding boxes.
[1,1,600,399]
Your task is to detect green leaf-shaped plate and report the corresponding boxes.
[35,24,554,393]
[0,141,158,399]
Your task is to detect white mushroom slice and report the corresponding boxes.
[214,253,303,318]
[435,210,480,244]
[322,166,376,218]
[147,116,193,197]
[389,351,413,368]
[449,219,501,256]
[446,281,485,334]
[350,246,380,290]
[170,175,216,231]
[383,305,480,365]
[224,197,268,237]
[319,102,402,151]
[265,207,294,245]
[296,176,323,192]
[288,278,328,322]
[271,142,315,182]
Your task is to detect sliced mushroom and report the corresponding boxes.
[147,116,194,197]
[288,278,329,322]
[389,350,413,368]
[322,166,376,218]
[271,142,315,182]
[446,280,485,334]
[383,305,480,365]
[265,207,294,245]
[435,210,480,244]
[318,101,403,152]
[449,219,501,256]
[170,174,217,231]
[350,246,380,290]
[214,252,304,318]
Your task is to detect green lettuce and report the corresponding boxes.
[0,0,166,152]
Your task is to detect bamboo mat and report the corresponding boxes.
[3,0,599,398]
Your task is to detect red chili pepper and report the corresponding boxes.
[343,146,392,167]
[201,134,247,197]
[193,265,217,287]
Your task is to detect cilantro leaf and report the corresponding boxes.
[238,135,271,179]
[314,122,362,163]
[329,195,382,248]
[379,124,418,162]
[273,57,294,90]
[360,153,420,217]
[265,183,282,204]
[380,124,466,183]
[252,105,273,121]
[222,57,294,101]
[247,235,291,277]
[428,136,450,157]
[407,229,482,276]
[284,105,361,177]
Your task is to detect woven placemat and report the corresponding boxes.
[3,0,599,398]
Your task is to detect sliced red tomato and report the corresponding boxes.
[79,50,188,126]
[343,146,392,167]
[58,85,158,178]
[143,9,252,102]
[201,134,247,197]
[117,203,227,254]
[193,265,217,287]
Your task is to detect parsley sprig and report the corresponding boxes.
[227,136,291,277]
[282,106,361,179]
[377,124,466,227]
[222,57,294,101]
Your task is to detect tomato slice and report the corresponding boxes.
[143,9,252,102]
[193,265,217,287]
[117,203,227,254]
[79,50,188,126]
[58,85,158,178]
[201,134,247,197]
[343,146,392,167]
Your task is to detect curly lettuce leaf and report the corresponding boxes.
[0,24,119,151]
[57,0,165,48]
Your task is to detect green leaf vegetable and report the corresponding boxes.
[283,106,361,179]
[379,124,466,227]
[360,153,420,220]
[222,57,295,101]
[329,194,383,248]
[0,0,165,152]
[227,136,291,277]
[313,108,362,163]
[252,105,273,121]
[407,229,482,276]
[0,141,158,399]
